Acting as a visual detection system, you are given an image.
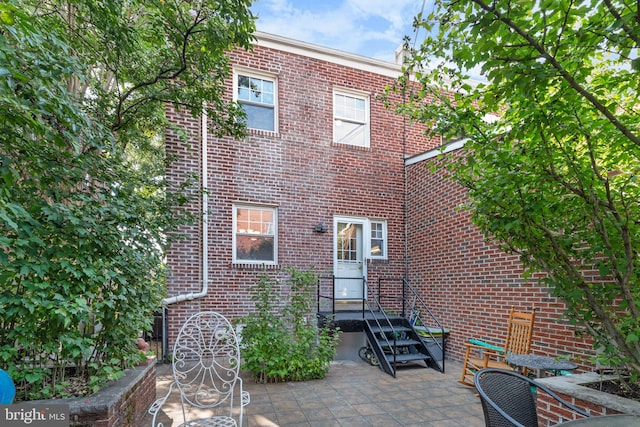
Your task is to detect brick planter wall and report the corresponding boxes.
[32,359,156,427]
[536,373,640,426]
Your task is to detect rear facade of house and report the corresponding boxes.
[164,32,596,369]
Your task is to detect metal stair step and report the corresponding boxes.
[369,325,411,334]
[384,353,431,363]
[378,339,421,347]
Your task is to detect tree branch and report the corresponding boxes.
[472,0,640,148]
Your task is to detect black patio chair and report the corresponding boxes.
[474,368,590,427]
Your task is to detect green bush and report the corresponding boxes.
[1,0,254,400]
[237,268,341,383]
[0,4,168,400]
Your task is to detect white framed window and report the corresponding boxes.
[234,69,277,132]
[233,204,277,264]
[333,88,370,147]
[369,220,387,259]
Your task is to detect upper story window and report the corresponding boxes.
[233,204,277,264]
[333,89,370,148]
[234,69,277,132]
[369,221,387,259]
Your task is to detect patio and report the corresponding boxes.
[144,359,485,427]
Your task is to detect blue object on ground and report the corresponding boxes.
[0,368,16,404]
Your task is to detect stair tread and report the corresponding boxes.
[378,339,421,346]
[369,325,411,333]
[384,353,431,362]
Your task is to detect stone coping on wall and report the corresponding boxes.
[30,359,156,426]
[537,372,640,415]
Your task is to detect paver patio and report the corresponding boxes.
[144,359,485,427]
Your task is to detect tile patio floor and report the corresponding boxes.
[144,359,485,427]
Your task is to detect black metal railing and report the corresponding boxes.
[362,284,400,376]
[144,308,168,363]
[378,277,447,372]
[317,275,367,316]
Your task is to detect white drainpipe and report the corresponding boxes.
[162,108,209,306]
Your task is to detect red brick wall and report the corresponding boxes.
[164,41,439,340]
[66,362,155,427]
[165,105,205,337]
[405,149,596,366]
[165,35,597,367]
[537,391,621,426]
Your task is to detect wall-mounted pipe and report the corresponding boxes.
[162,108,209,306]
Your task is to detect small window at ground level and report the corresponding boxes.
[233,204,277,264]
[234,70,277,132]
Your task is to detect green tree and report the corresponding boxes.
[0,0,255,400]
[393,0,640,373]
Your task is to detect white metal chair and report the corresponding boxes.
[148,311,250,427]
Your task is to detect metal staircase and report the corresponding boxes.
[317,276,447,378]
[364,315,432,377]
[362,278,447,377]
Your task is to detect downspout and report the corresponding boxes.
[162,108,209,306]
[402,72,409,280]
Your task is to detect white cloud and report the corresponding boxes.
[251,0,426,62]
[347,0,416,29]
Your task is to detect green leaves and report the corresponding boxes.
[237,269,341,383]
[396,0,640,374]
[1,0,254,401]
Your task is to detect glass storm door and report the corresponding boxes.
[334,220,365,300]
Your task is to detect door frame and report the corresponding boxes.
[333,216,368,301]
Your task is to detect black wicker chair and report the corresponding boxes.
[474,368,590,427]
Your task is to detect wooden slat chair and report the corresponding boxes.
[459,307,536,387]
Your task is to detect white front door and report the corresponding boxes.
[334,218,366,300]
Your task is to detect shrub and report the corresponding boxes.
[237,268,341,383]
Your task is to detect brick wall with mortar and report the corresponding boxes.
[405,148,596,367]
[164,37,440,343]
[537,391,619,425]
[40,362,156,427]
[165,104,205,341]
[165,33,597,368]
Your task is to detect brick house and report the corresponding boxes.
[164,31,595,369]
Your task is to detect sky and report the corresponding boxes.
[250,0,428,63]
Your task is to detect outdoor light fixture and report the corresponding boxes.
[314,223,328,233]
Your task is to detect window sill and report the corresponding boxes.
[232,263,280,270]
[331,141,371,151]
[248,129,280,139]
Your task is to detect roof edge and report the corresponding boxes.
[254,31,404,78]
[404,138,469,166]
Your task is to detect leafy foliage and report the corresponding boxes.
[392,0,640,373]
[0,0,255,400]
[237,268,341,383]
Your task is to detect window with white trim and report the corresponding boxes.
[233,204,277,264]
[369,221,387,259]
[234,70,277,132]
[333,89,370,147]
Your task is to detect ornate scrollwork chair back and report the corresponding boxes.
[149,311,250,427]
